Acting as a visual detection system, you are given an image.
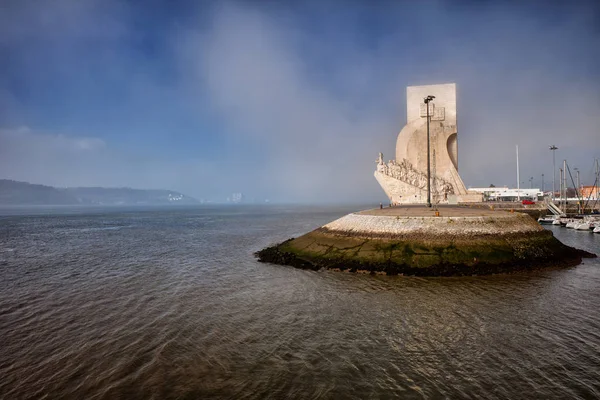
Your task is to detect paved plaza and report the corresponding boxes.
[360,205,503,217]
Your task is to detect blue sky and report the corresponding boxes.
[1,0,599,203]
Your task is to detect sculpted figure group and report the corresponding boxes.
[377,154,454,198]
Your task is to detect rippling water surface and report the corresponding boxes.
[1,205,600,399]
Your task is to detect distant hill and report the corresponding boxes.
[0,180,199,205]
[0,180,79,205]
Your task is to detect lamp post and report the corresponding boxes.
[529,177,533,188]
[541,173,544,193]
[424,95,435,208]
[549,145,558,201]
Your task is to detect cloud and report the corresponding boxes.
[182,1,600,196]
[73,137,106,151]
[1,1,599,202]
[181,3,401,202]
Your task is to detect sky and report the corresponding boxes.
[0,0,599,203]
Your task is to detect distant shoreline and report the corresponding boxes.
[0,179,198,206]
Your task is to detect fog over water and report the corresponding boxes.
[1,1,599,202]
[1,205,600,399]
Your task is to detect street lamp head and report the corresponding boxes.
[549,145,558,150]
[424,95,435,103]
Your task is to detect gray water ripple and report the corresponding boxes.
[1,205,600,399]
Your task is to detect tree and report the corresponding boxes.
[489,184,496,188]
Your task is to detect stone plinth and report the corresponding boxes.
[256,206,595,276]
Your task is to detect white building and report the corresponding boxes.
[468,187,543,202]
[231,193,244,203]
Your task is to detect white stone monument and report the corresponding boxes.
[375,83,482,204]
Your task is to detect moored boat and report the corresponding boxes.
[538,215,557,224]
[565,220,578,229]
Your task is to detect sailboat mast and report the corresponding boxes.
[559,168,563,211]
[563,159,567,212]
[516,145,520,201]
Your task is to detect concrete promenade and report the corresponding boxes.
[360,205,502,217]
[323,206,543,239]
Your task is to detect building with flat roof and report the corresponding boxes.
[581,186,599,200]
[468,187,543,202]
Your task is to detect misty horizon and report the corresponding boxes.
[1,1,599,203]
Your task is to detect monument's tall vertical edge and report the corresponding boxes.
[375,83,481,204]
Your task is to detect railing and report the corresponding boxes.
[544,199,566,216]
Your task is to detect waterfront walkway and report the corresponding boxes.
[360,205,502,217]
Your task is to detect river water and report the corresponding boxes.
[1,205,599,399]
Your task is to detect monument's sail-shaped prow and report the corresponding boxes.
[375,83,481,204]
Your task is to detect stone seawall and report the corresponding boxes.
[256,207,596,276]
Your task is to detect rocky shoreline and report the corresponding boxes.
[255,238,595,276]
